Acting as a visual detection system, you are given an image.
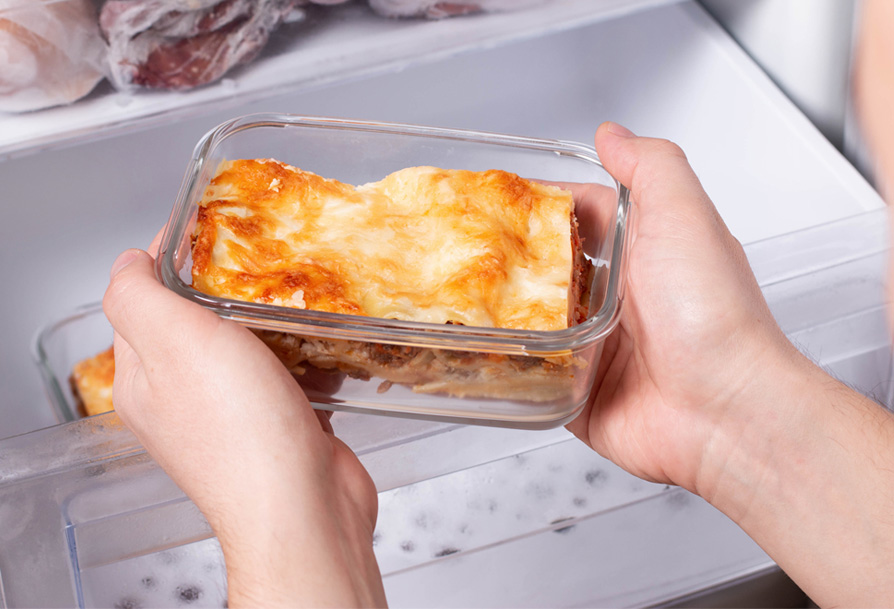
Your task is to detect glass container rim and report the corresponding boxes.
[30,301,106,423]
[157,113,631,355]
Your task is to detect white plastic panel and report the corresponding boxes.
[700,0,856,149]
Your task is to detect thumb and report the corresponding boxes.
[594,122,718,220]
[103,249,224,371]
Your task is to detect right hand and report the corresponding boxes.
[569,123,894,607]
[567,122,802,496]
[853,0,894,329]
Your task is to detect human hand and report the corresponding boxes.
[854,0,894,199]
[566,122,803,495]
[103,247,386,608]
[569,123,894,607]
[853,0,894,329]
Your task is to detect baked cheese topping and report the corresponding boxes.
[71,346,115,416]
[191,159,577,331]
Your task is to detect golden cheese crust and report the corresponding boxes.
[188,159,594,403]
[65,163,592,416]
[70,346,115,417]
[191,160,578,331]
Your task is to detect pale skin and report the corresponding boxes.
[853,0,894,327]
[104,123,894,607]
[854,0,894,199]
[569,123,894,607]
[103,247,386,607]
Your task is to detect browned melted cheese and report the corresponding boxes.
[70,346,115,416]
[191,160,577,331]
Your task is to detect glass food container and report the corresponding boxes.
[32,302,113,423]
[157,114,631,429]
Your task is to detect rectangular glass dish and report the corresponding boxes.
[157,114,631,429]
[32,302,112,423]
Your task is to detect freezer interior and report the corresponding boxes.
[0,1,889,606]
[0,0,884,438]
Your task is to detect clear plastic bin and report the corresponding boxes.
[10,208,890,608]
[32,302,113,423]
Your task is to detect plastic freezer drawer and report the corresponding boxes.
[1,208,889,608]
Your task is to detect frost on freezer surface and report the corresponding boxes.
[80,538,228,609]
[97,0,557,92]
[372,439,669,575]
[98,0,559,92]
[0,0,560,113]
[99,0,314,91]
[0,0,106,112]
[69,440,669,607]
[369,0,552,19]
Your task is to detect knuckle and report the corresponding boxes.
[102,274,129,323]
[652,138,688,161]
[103,270,142,332]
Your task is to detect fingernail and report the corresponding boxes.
[111,249,141,277]
[606,122,636,138]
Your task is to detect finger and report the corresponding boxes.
[109,329,151,423]
[594,122,717,218]
[110,330,139,389]
[315,408,335,434]
[147,227,166,258]
[103,249,323,435]
[103,248,225,370]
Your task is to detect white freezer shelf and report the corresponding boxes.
[0,0,676,161]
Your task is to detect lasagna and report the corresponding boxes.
[191,159,594,401]
[70,346,115,416]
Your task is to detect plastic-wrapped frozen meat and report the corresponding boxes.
[0,0,106,113]
[368,0,552,19]
[100,0,310,90]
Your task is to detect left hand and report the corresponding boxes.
[103,247,387,608]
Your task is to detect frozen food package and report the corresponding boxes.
[100,0,309,90]
[0,0,106,113]
[368,0,552,19]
